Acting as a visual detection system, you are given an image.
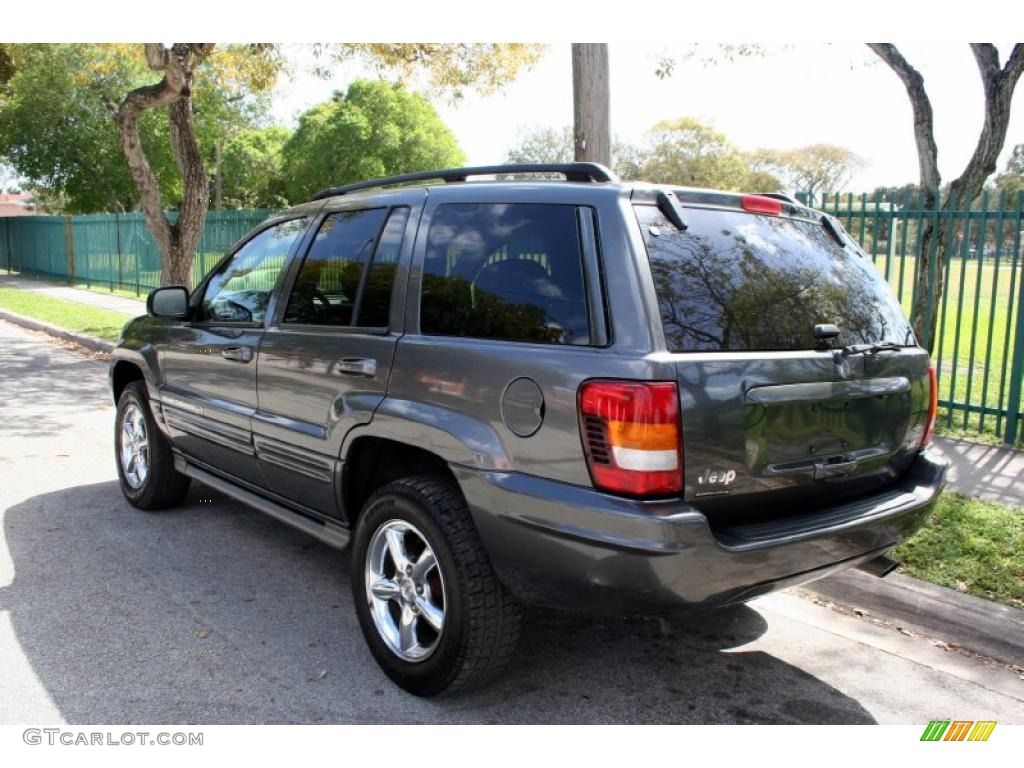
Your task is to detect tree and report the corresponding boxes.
[642,117,749,190]
[221,126,291,209]
[0,44,271,216]
[118,43,541,286]
[994,143,1024,208]
[502,124,649,180]
[868,182,921,205]
[330,44,544,101]
[751,144,864,198]
[869,43,1024,349]
[505,125,574,166]
[0,45,183,212]
[280,80,465,202]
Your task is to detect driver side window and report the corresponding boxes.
[201,218,307,323]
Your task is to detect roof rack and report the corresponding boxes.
[756,192,801,205]
[308,163,618,202]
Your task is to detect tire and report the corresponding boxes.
[114,381,190,510]
[351,476,521,696]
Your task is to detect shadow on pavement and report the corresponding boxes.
[0,329,110,440]
[0,480,875,724]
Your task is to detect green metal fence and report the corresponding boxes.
[0,210,277,294]
[803,191,1024,445]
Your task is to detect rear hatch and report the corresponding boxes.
[633,192,931,526]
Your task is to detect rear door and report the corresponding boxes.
[253,195,420,516]
[159,217,308,488]
[634,200,931,523]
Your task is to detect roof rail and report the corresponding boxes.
[756,192,801,205]
[308,163,618,202]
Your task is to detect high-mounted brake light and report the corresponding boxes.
[741,194,783,216]
[579,381,682,496]
[921,366,938,448]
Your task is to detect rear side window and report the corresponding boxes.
[634,205,915,352]
[285,207,406,327]
[420,203,590,345]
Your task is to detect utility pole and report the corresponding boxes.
[572,43,611,168]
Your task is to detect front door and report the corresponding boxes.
[255,201,417,516]
[159,217,309,488]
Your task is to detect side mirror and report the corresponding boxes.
[147,286,190,319]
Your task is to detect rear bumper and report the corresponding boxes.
[455,448,948,614]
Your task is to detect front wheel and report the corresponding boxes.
[351,476,521,696]
[115,381,190,510]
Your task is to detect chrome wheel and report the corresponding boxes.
[364,519,446,662]
[119,403,149,489]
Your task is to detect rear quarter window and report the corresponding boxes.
[420,203,591,345]
[634,204,916,352]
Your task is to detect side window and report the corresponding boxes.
[420,203,590,345]
[283,207,406,327]
[202,219,306,323]
[359,207,409,327]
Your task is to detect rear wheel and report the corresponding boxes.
[115,381,190,510]
[352,476,521,696]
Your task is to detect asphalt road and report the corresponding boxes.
[1,319,1021,725]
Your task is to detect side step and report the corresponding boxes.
[177,460,350,549]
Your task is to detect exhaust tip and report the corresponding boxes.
[856,554,901,578]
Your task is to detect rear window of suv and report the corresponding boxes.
[634,204,916,352]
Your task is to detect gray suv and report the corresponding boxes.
[109,163,947,696]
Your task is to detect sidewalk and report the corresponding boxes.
[930,436,1024,507]
[0,273,143,315]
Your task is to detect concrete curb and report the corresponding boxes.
[803,569,1024,667]
[0,308,114,356]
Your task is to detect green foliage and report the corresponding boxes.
[0,45,180,212]
[329,44,545,101]
[753,144,864,197]
[867,183,921,205]
[280,79,465,201]
[642,117,750,190]
[994,143,1024,208]
[0,44,271,214]
[221,126,290,208]
[504,125,573,165]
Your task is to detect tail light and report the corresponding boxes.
[578,380,682,496]
[921,366,938,448]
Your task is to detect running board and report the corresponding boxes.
[177,460,350,549]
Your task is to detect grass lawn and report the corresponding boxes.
[893,491,1024,609]
[0,286,131,342]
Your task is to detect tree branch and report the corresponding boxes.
[868,43,941,206]
[953,44,1024,201]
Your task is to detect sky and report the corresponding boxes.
[268,43,1024,194]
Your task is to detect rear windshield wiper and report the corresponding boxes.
[839,341,905,358]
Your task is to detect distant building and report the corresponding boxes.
[0,192,36,217]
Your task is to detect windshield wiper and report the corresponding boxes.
[838,341,904,358]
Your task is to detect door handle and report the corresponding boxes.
[221,346,253,363]
[335,357,377,377]
[814,458,858,481]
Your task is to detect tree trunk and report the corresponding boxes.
[214,138,224,211]
[869,43,1024,352]
[116,43,214,288]
[571,44,611,168]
